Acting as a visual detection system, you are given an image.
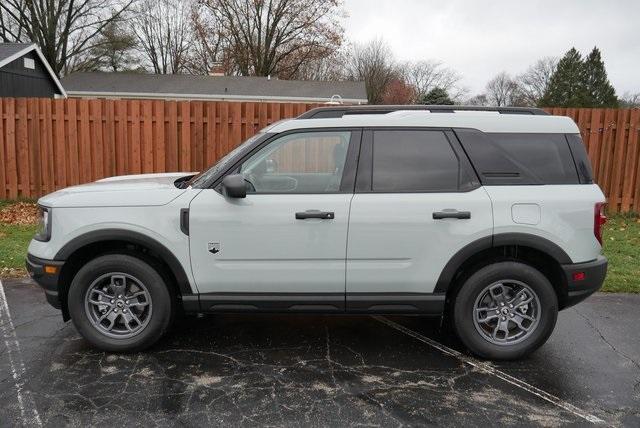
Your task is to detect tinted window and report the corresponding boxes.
[566,134,594,184]
[455,129,580,185]
[372,130,460,192]
[488,133,578,184]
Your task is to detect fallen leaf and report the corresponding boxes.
[0,202,38,225]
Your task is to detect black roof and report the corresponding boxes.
[61,72,368,102]
[0,43,34,63]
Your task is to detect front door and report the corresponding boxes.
[188,129,359,312]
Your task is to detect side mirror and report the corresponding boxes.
[221,174,247,198]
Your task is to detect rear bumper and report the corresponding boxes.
[561,256,607,308]
[26,253,65,309]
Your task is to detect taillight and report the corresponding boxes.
[594,202,607,245]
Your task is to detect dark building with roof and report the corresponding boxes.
[61,72,367,104]
[0,43,66,98]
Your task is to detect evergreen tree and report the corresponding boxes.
[583,47,619,107]
[77,20,141,72]
[420,87,454,105]
[539,48,587,107]
[539,46,619,108]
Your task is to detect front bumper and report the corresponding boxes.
[561,255,607,308]
[26,253,65,309]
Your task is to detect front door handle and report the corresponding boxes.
[295,210,335,220]
[433,210,471,220]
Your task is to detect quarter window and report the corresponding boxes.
[372,130,460,192]
[488,133,579,184]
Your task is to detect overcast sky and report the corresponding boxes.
[342,0,640,97]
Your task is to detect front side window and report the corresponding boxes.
[372,130,460,192]
[238,131,352,194]
[190,132,265,188]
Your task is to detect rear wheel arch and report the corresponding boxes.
[437,233,570,309]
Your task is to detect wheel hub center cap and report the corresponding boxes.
[116,301,125,308]
[501,308,509,315]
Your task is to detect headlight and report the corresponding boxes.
[34,206,51,242]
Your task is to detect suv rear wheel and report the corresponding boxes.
[68,254,173,352]
[453,261,558,360]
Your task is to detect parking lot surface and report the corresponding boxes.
[1,278,638,427]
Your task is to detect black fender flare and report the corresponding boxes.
[55,229,194,295]
[434,233,572,293]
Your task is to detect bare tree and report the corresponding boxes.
[466,93,489,106]
[198,0,344,79]
[382,78,415,105]
[186,3,228,75]
[288,49,347,81]
[0,0,135,75]
[0,0,26,42]
[620,91,640,107]
[485,72,519,106]
[345,39,397,104]
[133,0,192,74]
[401,60,464,103]
[514,57,558,106]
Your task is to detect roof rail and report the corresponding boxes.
[297,105,550,119]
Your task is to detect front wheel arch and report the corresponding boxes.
[56,230,193,320]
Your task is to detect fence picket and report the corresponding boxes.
[5,99,18,198]
[166,101,178,171]
[53,99,66,190]
[0,100,5,198]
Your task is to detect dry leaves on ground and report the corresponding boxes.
[0,266,27,277]
[0,202,39,225]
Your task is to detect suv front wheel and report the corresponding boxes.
[68,254,173,352]
[453,261,558,360]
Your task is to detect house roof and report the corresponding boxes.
[0,43,32,63]
[0,42,67,97]
[61,72,368,103]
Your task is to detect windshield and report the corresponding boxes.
[189,133,265,188]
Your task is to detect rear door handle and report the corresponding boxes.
[433,210,471,220]
[295,210,335,220]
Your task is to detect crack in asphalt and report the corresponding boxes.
[573,306,640,402]
[573,307,640,370]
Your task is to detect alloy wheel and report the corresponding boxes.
[84,272,153,339]
[472,280,541,346]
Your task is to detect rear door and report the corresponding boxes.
[346,128,493,312]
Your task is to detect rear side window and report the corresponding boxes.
[372,130,461,192]
[455,129,580,185]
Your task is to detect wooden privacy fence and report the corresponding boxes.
[0,98,320,201]
[0,98,639,212]
[543,107,640,213]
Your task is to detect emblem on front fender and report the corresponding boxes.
[207,242,220,254]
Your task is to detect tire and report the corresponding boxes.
[67,254,173,352]
[452,261,558,360]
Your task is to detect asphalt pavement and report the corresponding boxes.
[0,277,638,427]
